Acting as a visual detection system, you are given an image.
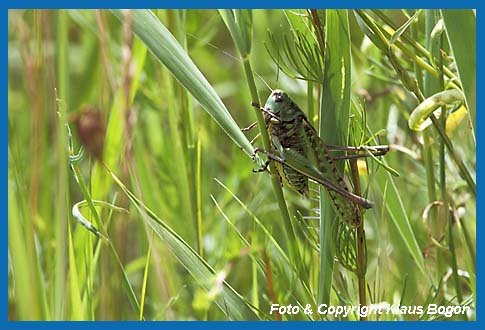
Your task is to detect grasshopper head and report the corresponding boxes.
[265,89,301,122]
[267,89,287,110]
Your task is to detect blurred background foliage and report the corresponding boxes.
[8,9,475,320]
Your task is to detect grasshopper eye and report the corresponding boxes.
[273,91,283,103]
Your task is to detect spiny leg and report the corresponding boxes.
[327,144,389,160]
[250,133,261,145]
[243,102,280,139]
[241,122,261,145]
[307,170,374,209]
[330,150,388,160]
[327,144,389,152]
[241,121,258,132]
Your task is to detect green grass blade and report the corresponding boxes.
[213,179,290,266]
[107,166,260,320]
[111,10,254,157]
[8,176,42,319]
[139,237,152,320]
[441,10,476,130]
[8,147,47,319]
[219,10,252,58]
[66,226,84,320]
[378,172,430,284]
[91,35,147,200]
[389,10,422,46]
[318,9,352,305]
[220,9,299,267]
[54,10,70,320]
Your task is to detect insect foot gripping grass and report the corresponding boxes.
[250,90,389,228]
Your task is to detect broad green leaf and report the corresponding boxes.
[441,10,476,130]
[319,9,351,305]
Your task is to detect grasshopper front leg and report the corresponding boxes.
[241,121,258,132]
[244,102,283,149]
[241,102,267,133]
[251,147,285,172]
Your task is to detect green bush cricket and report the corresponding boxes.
[249,89,389,227]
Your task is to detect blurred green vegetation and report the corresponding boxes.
[8,9,475,320]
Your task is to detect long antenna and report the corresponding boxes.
[187,32,272,93]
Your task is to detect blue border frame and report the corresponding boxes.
[3,1,482,9]
[5,1,480,327]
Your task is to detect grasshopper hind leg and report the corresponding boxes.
[327,144,389,161]
[283,166,309,197]
[326,190,362,227]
